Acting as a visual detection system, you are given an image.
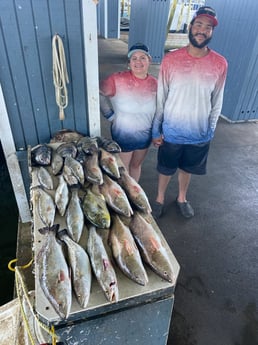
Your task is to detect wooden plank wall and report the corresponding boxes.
[0,0,91,150]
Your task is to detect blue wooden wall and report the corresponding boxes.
[206,0,258,121]
[128,0,170,64]
[0,0,90,150]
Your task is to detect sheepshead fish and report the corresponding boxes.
[55,175,69,216]
[63,163,80,187]
[77,136,98,155]
[57,229,92,309]
[99,174,133,217]
[56,142,77,158]
[87,225,119,302]
[66,189,84,243]
[31,144,52,166]
[118,167,152,213]
[64,156,85,185]
[82,186,110,228]
[129,211,175,283]
[83,151,103,185]
[37,225,72,319]
[34,188,56,227]
[99,148,120,179]
[110,215,148,286]
[51,152,64,175]
[37,166,54,190]
[50,129,84,143]
[96,136,121,153]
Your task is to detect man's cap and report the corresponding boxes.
[128,43,151,59]
[192,6,218,27]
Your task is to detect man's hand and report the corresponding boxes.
[152,136,164,148]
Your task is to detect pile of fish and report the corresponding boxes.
[31,131,175,320]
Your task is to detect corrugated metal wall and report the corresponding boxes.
[128,0,170,63]
[206,0,258,121]
[0,0,90,150]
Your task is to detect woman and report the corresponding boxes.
[99,43,157,182]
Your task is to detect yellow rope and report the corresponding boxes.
[52,34,69,121]
[8,258,59,345]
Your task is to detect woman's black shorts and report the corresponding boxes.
[157,141,210,176]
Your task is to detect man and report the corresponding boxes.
[151,6,228,219]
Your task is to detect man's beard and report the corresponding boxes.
[188,28,212,48]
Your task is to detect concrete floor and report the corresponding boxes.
[98,37,258,345]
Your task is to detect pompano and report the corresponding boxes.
[37,166,54,190]
[110,215,148,286]
[129,211,175,283]
[37,225,72,319]
[66,189,84,243]
[99,174,133,217]
[87,225,119,302]
[64,156,85,185]
[82,186,110,228]
[31,144,52,166]
[99,148,120,179]
[57,229,92,309]
[34,188,56,227]
[55,175,69,216]
[118,167,152,213]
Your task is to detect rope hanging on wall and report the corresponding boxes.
[52,34,69,121]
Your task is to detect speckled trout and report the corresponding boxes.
[87,225,119,302]
[57,229,92,309]
[110,215,148,286]
[37,225,72,319]
[130,211,175,283]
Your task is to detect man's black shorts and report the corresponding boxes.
[157,141,210,176]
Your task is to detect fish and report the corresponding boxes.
[37,224,72,319]
[99,148,120,179]
[87,225,119,302]
[34,188,56,227]
[37,166,54,190]
[118,167,152,213]
[64,156,85,185]
[99,174,133,217]
[82,186,111,228]
[57,229,92,309]
[56,142,77,158]
[62,164,79,187]
[31,144,52,166]
[110,215,148,286]
[83,151,103,185]
[51,152,64,175]
[96,136,121,153]
[129,211,175,283]
[55,175,69,216]
[77,136,99,155]
[66,189,84,243]
[50,129,84,143]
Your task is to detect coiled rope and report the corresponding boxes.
[52,34,69,121]
[8,258,59,345]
